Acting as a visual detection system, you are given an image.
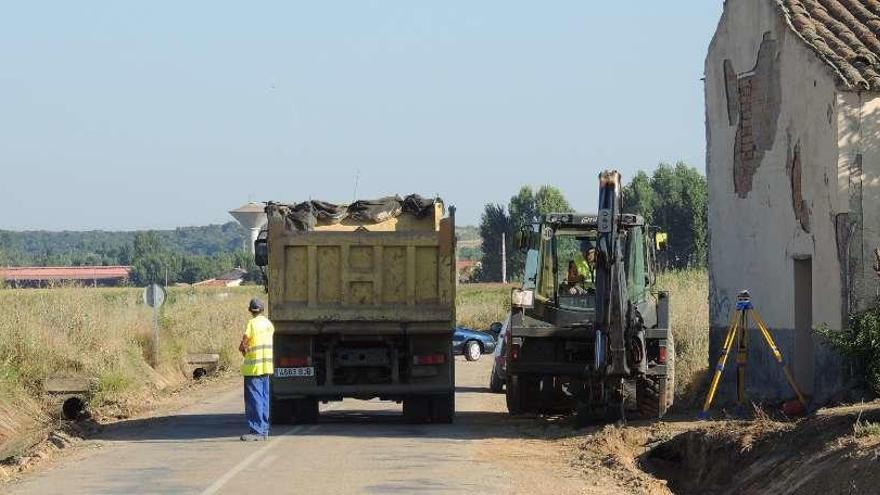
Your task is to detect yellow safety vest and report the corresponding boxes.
[241,315,275,376]
[575,257,594,283]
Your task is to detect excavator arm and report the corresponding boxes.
[595,170,630,376]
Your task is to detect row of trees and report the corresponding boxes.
[475,162,707,282]
[0,223,260,286]
[129,232,260,285]
[621,163,708,268]
[476,185,572,282]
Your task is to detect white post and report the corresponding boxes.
[501,232,507,284]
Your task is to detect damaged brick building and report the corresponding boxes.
[706,0,880,402]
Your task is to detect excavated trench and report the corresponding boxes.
[636,408,880,495]
[640,430,747,494]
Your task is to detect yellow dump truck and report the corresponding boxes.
[255,196,456,424]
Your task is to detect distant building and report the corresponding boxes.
[456,260,480,283]
[0,266,132,288]
[706,0,880,402]
[194,268,248,288]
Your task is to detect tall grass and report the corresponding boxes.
[0,286,262,457]
[456,283,512,329]
[656,269,710,404]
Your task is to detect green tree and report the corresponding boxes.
[132,232,179,285]
[621,162,707,268]
[505,185,572,280]
[475,204,511,282]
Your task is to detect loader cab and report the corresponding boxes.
[518,213,655,326]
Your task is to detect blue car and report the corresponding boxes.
[453,326,498,361]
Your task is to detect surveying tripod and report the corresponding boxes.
[699,290,808,419]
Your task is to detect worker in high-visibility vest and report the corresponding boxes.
[574,239,596,285]
[238,298,275,441]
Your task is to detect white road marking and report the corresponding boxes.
[257,453,278,469]
[198,425,300,495]
[198,401,341,494]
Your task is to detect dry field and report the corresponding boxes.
[0,272,709,462]
[0,286,262,459]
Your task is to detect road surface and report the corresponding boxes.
[6,357,589,495]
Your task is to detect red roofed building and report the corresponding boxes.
[0,266,132,288]
[456,260,480,283]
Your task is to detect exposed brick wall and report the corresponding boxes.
[728,32,782,198]
[787,140,811,232]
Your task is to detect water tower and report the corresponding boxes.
[229,203,267,254]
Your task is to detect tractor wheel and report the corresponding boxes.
[637,337,676,419]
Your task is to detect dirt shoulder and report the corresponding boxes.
[0,372,240,485]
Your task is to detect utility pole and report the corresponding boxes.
[501,233,507,284]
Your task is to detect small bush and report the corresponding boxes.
[854,411,880,438]
[816,309,880,395]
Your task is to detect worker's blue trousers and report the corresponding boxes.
[244,375,271,436]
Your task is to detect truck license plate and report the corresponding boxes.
[275,367,315,378]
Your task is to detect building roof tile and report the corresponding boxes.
[0,266,132,281]
[778,0,880,90]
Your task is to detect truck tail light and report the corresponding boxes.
[658,345,668,365]
[510,337,522,361]
[510,343,521,361]
[413,354,446,365]
[279,356,312,367]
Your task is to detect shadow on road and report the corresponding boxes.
[91,407,588,443]
[454,386,493,393]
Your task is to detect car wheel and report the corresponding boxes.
[464,341,481,361]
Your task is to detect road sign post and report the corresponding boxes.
[143,283,166,368]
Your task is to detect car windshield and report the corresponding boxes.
[534,227,597,311]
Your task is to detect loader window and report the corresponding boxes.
[626,227,647,303]
[536,227,596,311]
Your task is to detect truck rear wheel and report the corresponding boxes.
[271,399,294,425]
[403,397,431,423]
[430,393,455,423]
[294,398,319,424]
[637,338,675,419]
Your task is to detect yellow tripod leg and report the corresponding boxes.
[750,309,808,407]
[736,309,749,407]
[700,311,741,416]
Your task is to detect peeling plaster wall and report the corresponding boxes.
[706,0,845,402]
[838,92,880,317]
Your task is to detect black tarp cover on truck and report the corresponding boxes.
[266,194,439,231]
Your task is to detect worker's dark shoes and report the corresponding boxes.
[240,434,267,442]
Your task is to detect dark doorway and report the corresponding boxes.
[793,257,814,395]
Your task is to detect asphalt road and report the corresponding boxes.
[6,357,587,495]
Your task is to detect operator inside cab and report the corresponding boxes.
[561,239,597,295]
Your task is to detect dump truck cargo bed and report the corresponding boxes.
[260,196,457,424]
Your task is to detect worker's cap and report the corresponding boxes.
[580,239,596,252]
[248,298,265,312]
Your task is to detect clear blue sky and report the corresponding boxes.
[0,2,722,230]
